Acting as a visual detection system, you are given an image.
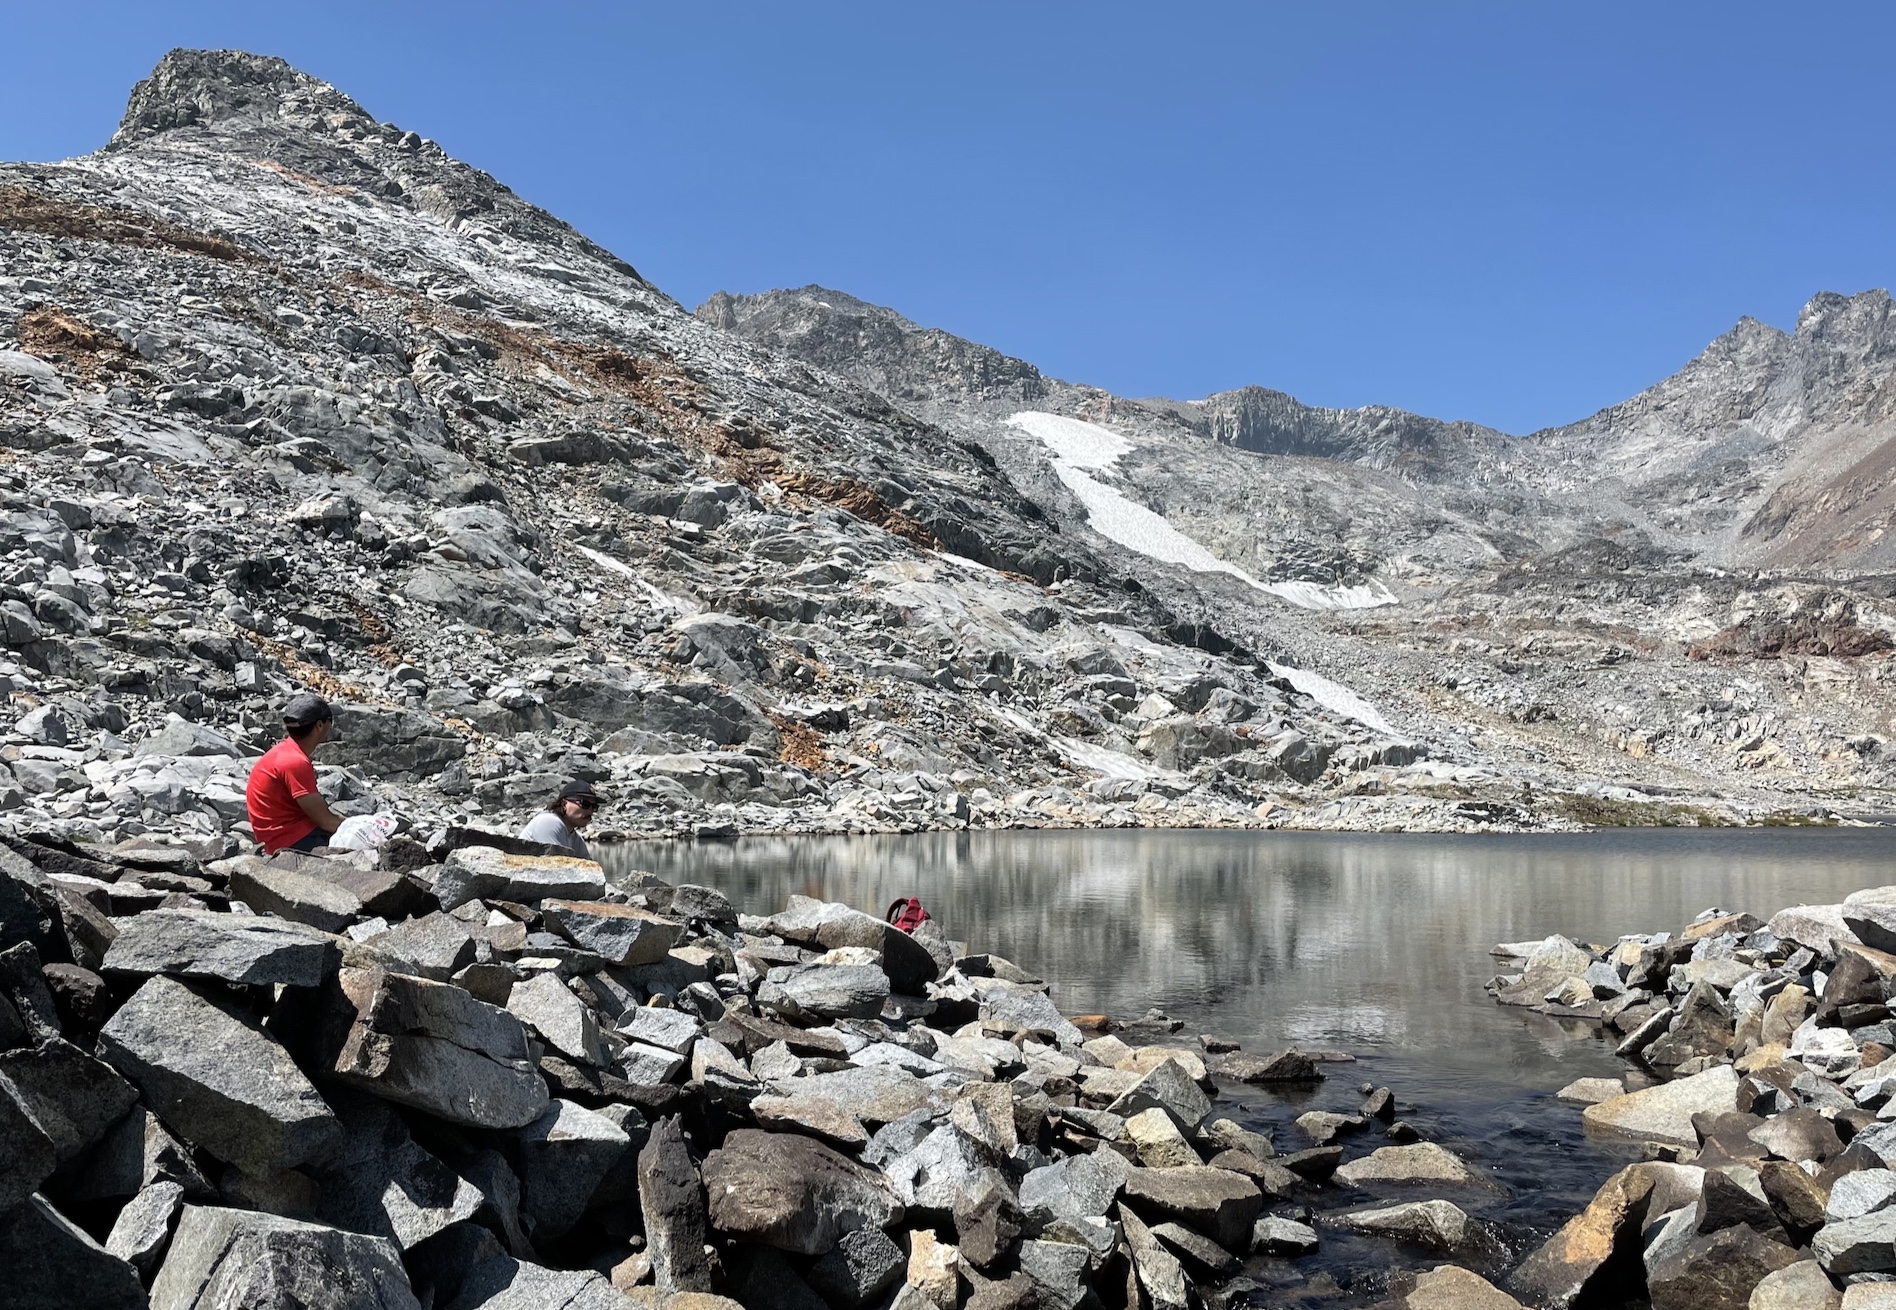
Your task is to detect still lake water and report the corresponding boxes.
[601,828,1896,1302]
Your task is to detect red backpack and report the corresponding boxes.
[886,897,931,934]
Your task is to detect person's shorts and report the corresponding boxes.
[284,828,327,853]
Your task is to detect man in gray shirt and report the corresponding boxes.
[519,779,599,858]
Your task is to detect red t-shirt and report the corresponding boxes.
[246,737,320,853]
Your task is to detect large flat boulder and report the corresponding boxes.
[288,967,547,1130]
[1845,887,1896,955]
[226,858,365,934]
[758,962,890,1020]
[148,1205,420,1310]
[1334,1144,1481,1188]
[1121,1166,1262,1251]
[1769,904,1859,956]
[767,1065,942,1127]
[102,908,339,986]
[703,1128,904,1254]
[542,901,681,967]
[1581,1065,1740,1150]
[434,847,605,909]
[98,975,339,1175]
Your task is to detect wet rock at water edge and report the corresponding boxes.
[1580,1065,1740,1150]
[1333,1143,1481,1188]
[1251,1214,1319,1255]
[1508,1163,1669,1310]
[1120,1164,1262,1251]
[1341,1199,1479,1252]
[1211,1047,1324,1084]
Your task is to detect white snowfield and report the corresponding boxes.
[1267,663,1404,739]
[1003,411,1406,745]
[1005,412,1397,612]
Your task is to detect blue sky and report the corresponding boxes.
[4,3,1891,433]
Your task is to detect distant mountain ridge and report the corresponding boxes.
[699,283,1896,572]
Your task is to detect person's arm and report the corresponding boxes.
[295,791,347,835]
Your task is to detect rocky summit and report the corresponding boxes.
[0,48,1885,845]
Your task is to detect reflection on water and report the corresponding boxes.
[598,827,1895,1302]
[604,827,1894,1091]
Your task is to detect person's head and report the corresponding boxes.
[283,693,335,749]
[545,779,600,829]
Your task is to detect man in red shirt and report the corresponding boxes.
[245,693,347,854]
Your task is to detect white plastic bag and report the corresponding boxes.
[329,814,398,851]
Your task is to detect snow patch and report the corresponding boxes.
[1053,736,1164,780]
[577,545,701,614]
[1269,662,1403,739]
[1006,411,1396,612]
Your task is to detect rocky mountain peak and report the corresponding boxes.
[109,48,379,151]
[1793,287,1895,347]
[696,285,1046,405]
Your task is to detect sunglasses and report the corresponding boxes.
[568,798,598,810]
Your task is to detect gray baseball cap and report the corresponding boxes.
[283,692,334,728]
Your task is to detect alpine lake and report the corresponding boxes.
[598,827,1896,1305]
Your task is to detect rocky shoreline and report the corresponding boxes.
[1483,888,1896,1308]
[1,816,1572,1310]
